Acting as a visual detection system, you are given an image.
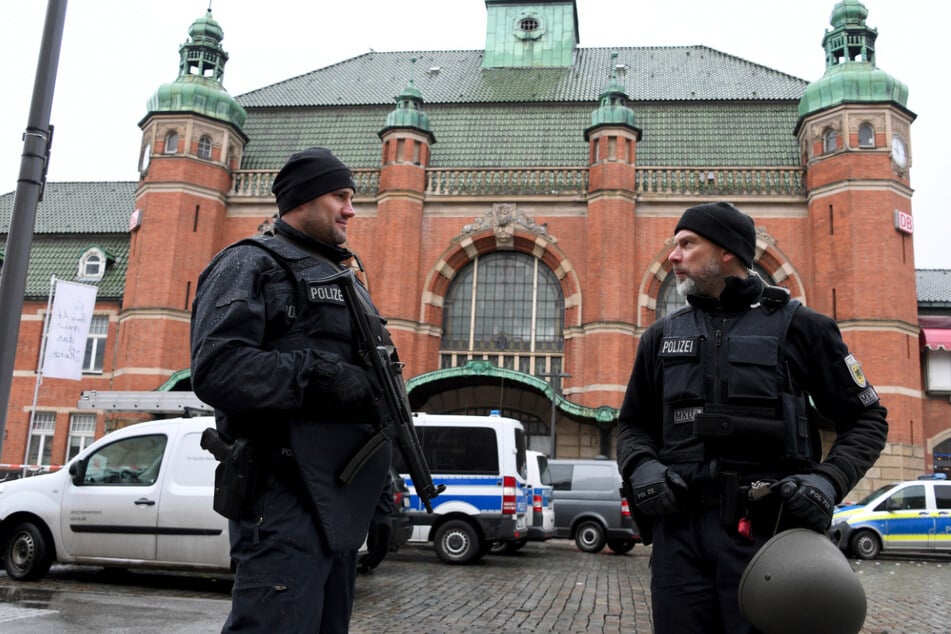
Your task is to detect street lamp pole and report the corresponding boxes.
[538,370,570,458]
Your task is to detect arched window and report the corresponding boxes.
[197,135,213,159]
[78,247,108,281]
[823,129,837,154]
[858,123,875,148]
[164,131,179,154]
[441,252,564,377]
[656,265,777,319]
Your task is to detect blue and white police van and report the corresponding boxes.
[395,413,529,564]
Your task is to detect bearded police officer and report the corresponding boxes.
[616,202,888,634]
[191,147,392,632]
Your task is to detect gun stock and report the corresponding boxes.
[324,270,445,512]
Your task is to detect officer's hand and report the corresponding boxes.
[358,516,393,573]
[778,473,837,532]
[330,361,374,409]
[628,460,687,516]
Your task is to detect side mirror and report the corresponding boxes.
[69,459,86,486]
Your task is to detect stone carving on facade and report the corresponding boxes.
[459,203,555,245]
[848,113,886,133]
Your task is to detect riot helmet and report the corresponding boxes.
[738,528,866,634]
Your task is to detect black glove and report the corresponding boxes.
[358,516,393,573]
[331,361,373,409]
[309,354,373,409]
[628,460,687,516]
[778,473,837,532]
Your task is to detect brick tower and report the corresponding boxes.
[115,10,247,400]
[374,59,435,377]
[575,54,642,412]
[795,0,922,479]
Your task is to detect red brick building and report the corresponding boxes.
[3,0,949,497]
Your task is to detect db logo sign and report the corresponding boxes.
[893,210,913,235]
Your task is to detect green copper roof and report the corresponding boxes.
[237,45,806,169]
[585,52,639,139]
[380,58,434,139]
[238,102,802,171]
[406,360,618,423]
[798,0,909,118]
[145,10,247,129]
[239,46,806,107]
[482,1,579,68]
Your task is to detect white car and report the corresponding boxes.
[0,416,229,580]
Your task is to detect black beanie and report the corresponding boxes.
[271,147,356,215]
[674,202,756,268]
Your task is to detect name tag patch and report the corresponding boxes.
[673,407,703,425]
[857,386,879,407]
[660,337,699,358]
[308,283,345,305]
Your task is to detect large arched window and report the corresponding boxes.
[441,252,564,376]
[656,265,777,319]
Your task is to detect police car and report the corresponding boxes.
[828,474,951,559]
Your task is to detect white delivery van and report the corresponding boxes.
[0,417,231,580]
[395,413,529,564]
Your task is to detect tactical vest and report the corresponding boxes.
[658,289,815,473]
[231,235,392,552]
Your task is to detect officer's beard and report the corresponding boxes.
[676,256,722,298]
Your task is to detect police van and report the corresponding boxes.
[828,474,951,559]
[395,413,529,564]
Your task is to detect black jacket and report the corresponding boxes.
[190,219,391,552]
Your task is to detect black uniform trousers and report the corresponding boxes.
[223,462,356,633]
[650,507,770,634]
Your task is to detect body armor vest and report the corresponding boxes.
[658,291,815,472]
[228,235,391,552]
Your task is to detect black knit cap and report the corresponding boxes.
[674,202,756,268]
[271,147,356,215]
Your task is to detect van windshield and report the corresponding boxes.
[397,426,500,475]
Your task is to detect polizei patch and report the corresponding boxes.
[659,337,699,358]
[307,283,346,305]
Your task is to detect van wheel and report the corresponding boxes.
[574,520,606,553]
[434,520,481,564]
[850,530,881,560]
[607,538,636,555]
[3,521,53,581]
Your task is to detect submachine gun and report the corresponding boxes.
[322,269,445,512]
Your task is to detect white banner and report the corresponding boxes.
[42,280,99,380]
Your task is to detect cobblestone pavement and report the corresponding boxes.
[351,539,950,634]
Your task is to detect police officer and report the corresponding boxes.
[191,147,392,633]
[616,202,888,634]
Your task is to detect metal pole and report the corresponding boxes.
[0,0,68,455]
[539,370,570,458]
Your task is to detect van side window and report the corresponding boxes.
[548,464,574,490]
[935,485,951,510]
[402,426,499,475]
[81,434,167,486]
[572,465,615,491]
[877,484,926,511]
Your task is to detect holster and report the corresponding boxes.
[201,428,259,521]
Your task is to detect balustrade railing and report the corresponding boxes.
[230,169,379,198]
[230,166,803,198]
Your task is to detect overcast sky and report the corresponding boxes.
[2,0,948,267]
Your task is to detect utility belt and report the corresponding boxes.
[200,428,296,520]
[684,471,801,539]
